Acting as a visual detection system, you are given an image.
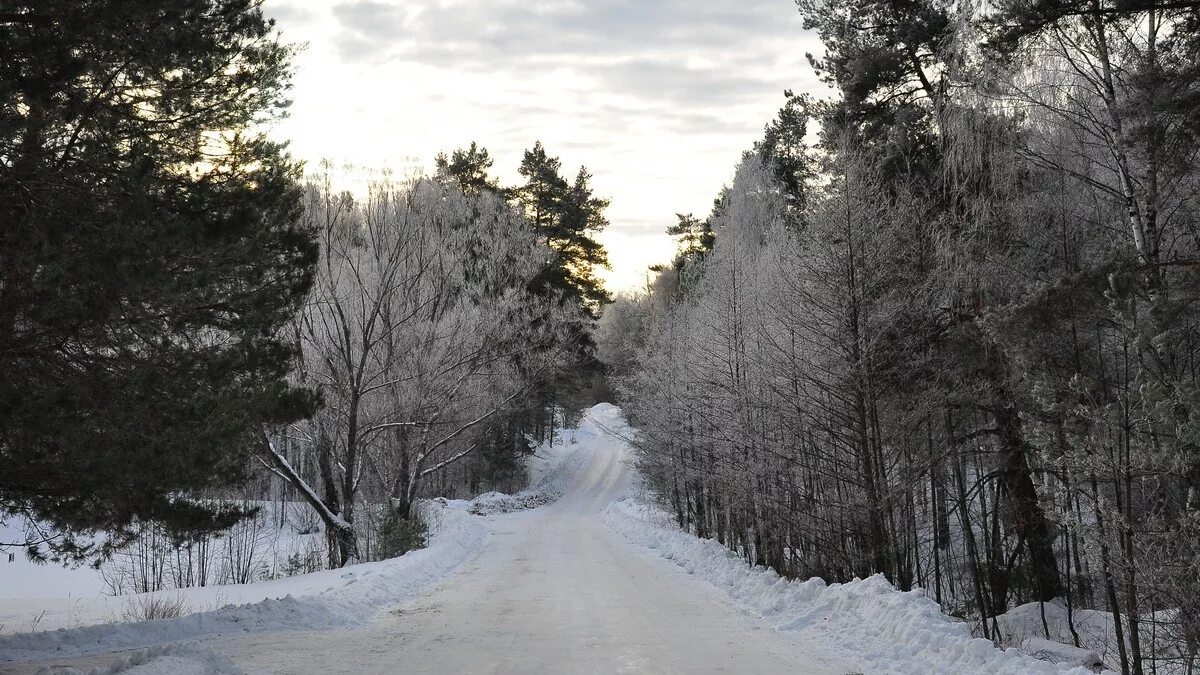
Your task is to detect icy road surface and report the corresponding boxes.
[203,432,852,675]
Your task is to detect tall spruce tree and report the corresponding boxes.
[0,0,317,562]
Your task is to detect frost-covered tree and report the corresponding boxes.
[605,1,1200,668]
[263,172,581,566]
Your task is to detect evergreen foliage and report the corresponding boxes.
[0,0,317,562]
[515,142,613,317]
[435,142,504,196]
[377,508,428,559]
[663,213,715,269]
[755,90,814,219]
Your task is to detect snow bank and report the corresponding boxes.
[992,599,1158,672]
[590,403,1103,674]
[0,502,487,664]
[1020,637,1105,670]
[602,497,1100,675]
[30,642,245,675]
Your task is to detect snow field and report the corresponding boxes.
[0,502,488,664]
[1,500,330,636]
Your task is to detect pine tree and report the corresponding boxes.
[435,142,504,196]
[756,90,814,219]
[515,142,612,317]
[665,213,715,266]
[0,0,317,562]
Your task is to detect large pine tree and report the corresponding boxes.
[515,141,612,317]
[0,0,318,561]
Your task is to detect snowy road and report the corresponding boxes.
[3,407,1090,674]
[201,432,852,674]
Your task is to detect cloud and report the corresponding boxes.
[590,58,782,109]
[330,0,411,61]
[344,0,798,61]
[264,0,826,290]
[266,3,318,30]
[326,0,817,106]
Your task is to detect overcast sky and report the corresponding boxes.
[263,0,824,292]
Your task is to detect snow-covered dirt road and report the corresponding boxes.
[201,418,854,674]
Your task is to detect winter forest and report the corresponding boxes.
[3,0,1200,673]
[600,3,1200,672]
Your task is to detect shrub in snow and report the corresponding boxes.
[118,593,188,623]
[377,510,428,558]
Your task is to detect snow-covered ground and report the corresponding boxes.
[0,501,487,666]
[2,403,1111,673]
[0,501,328,638]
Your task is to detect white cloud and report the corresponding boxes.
[265,0,826,291]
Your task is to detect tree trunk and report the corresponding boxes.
[994,393,1061,603]
[260,429,358,567]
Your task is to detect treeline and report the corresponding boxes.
[601,0,1200,672]
[1,1,609,575]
